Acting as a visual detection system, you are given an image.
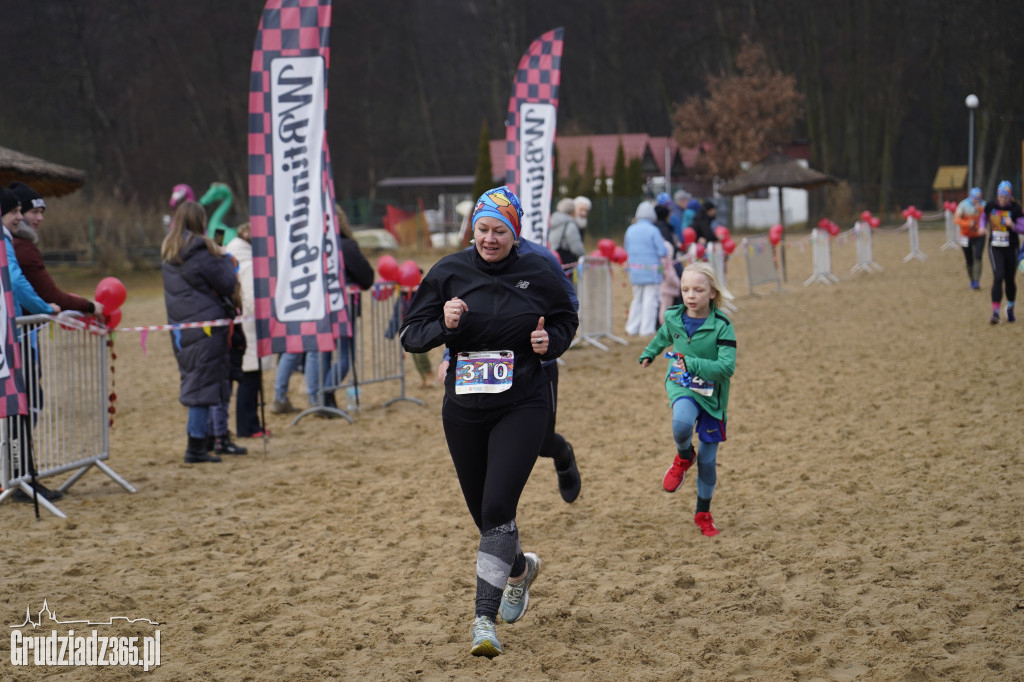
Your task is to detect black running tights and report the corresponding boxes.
[989,244,1018,304]
[442,402,547,533]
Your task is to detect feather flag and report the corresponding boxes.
[503,28,564,247]
[248,0,348,356]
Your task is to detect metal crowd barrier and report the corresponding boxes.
[805,228,840,286]
[741,235,785,295]
[573,256,626,351]
[941,208,959,250]
[902,216,927,262]
[0,312,135,518]
[705,242,738,314]
[295,283,424,424]
[851,221,883,274]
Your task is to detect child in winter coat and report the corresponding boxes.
[639,262,736,536]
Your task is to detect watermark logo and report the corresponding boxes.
[9,600,161,672]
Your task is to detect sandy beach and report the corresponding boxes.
[3,224,1024,681]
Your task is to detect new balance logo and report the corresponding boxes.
[515,281,530,289]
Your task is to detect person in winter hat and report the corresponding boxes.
[7,182,104,315]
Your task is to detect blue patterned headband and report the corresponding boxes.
[472,186,523,238]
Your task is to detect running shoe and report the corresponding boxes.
[991,311,1000,325]
[555,442,581,503]
[662,450,694,492]
[1009,308,1017,323]
[694,511,720,537]
[470,616,502,658]
[499,552,541,624]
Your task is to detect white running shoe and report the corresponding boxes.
[470,616,502,658]
[499,552,541,624]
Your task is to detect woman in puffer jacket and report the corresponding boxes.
[161,201,240,463]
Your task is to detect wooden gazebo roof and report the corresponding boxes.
[0,145,85,197]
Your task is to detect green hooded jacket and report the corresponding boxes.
[638,306,736,420]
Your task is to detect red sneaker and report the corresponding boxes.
[662,452,694,492]
[694,512,719,537]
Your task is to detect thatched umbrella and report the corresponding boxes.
[717,151,835,228]
[718,152,836,282]
[0,145,85,197]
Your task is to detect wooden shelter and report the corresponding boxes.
[718,152,834,198]
[719,152,836,282]
[0,145,85,197]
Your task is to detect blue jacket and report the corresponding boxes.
[623,220,666,285]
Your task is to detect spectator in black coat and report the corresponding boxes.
[691,200,719,245]
[161,201,240,463]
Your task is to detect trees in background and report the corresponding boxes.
[672,39,804,180]
[472,119,494,201]
[2,0,1021,214]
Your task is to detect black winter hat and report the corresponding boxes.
[0,188,21,216]
[8,181,44,213]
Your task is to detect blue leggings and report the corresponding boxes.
[671,398,718,500]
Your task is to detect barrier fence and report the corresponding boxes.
[574,256,626,351]
[851,221,883,274]
[741,235,785,295]
[298,283,424,424]
[805,228,840,286]
[941,208,958,250]
[903,216,928,262]
[705,242,738,314]
[0,312,134,518]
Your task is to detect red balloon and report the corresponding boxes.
[397,260,421,287]
[682,227,697,246]
[714,225,731,241]
[695,243,706,260]
[611,246,628,264]
[377,255,400,281]
[95,277,127,310]
[827,222,840,237]
[860,210,872,221]
[722,238,736,254]
[869,216,880,229]
[104,308,122,329]
[589,249,605,260]
[598,238,616,258]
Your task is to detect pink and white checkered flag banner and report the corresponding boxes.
[248,0,348,357]
[503,27,564,246]
[0,233,27,417]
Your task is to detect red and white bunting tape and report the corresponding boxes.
[113,315,254,334]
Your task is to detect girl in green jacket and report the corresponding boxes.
[639,262,736,536]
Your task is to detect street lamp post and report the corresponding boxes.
[966,94,979,188]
